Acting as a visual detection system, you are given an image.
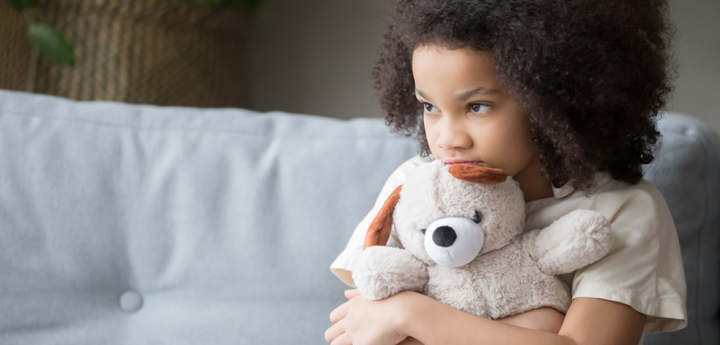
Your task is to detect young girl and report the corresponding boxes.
[326,0,687,344]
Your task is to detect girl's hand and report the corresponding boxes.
[343,288,361,300]
[324,289,410,345]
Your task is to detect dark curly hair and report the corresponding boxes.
[371,0,676,191]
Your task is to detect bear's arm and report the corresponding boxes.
[352,246,429,301]
[520,209,614,275]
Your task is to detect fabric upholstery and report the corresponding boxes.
[643,114,720,345]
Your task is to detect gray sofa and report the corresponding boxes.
[0,89,717,344]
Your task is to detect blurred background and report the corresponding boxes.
[1,0,718,134]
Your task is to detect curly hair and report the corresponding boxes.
[371,0,676,191]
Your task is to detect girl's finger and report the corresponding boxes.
[330,300,351,324]
[324,321,345,344]
[344,289,361,300]
[330,332,352,345]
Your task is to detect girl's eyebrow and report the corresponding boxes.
[456,87,500,100]
[415,89,432,101]
[415,87,500,101]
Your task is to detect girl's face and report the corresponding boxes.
[412,45,537,178]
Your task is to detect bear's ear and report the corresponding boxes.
[449,165,507,184]
[363,185,402,250]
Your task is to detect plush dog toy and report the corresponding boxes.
[351,160,614,319]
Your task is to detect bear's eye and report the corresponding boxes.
[421,228,426,234]
[472,210,482,224]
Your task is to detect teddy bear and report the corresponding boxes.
[351,159,614,319]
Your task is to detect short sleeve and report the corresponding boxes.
[566,179,687,333]
[329,155,432,287]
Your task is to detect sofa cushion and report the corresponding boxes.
[0,90,418,344]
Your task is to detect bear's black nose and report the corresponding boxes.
[432,226,457,247]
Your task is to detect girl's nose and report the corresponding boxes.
[436,119,473,151]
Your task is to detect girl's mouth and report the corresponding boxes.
[442,159,485,166]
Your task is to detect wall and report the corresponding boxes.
[248,0,390,120]
[666,0,720,133]
[248,0,720,135]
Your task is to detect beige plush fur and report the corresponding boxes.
[352,160,613,319]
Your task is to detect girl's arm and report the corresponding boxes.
[341,288,565,335]
[326,290,646,345]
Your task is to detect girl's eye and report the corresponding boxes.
[470,103,490,114]
[423,102,439,114]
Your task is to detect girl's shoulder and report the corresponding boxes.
[530,172,687,334]
[527,171,672,223]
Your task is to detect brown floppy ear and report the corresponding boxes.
[362,185,402,250]
[449,165,507,184]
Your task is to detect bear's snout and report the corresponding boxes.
[424,216,485,268]
[433,226,457,247]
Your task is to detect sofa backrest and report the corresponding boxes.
[643,114,720,345]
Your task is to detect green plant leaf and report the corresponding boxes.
[9,0,39,11]
[28,24,75,66]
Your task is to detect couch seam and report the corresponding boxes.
[0,111,400,141]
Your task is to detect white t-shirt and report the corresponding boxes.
[330,154,687,335]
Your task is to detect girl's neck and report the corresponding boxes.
[514,155,554,203]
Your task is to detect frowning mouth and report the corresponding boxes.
[442,159,485,166]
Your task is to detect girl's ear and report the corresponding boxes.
[363,185,403,250]
[449,165,507,184]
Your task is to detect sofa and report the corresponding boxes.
[0,89,717,344]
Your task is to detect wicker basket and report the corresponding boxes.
[0,0,251,108]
